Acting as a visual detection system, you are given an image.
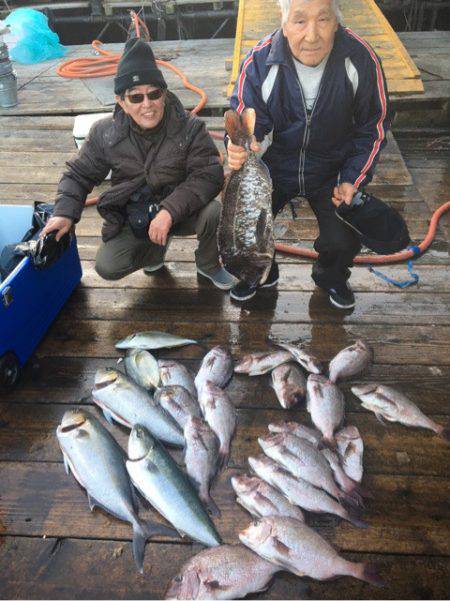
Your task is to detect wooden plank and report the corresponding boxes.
[2,537,449,600]
[78,261,450,293]
[0,462,449,555]
[1,403,449,476]
[32,317,450,365]
[60,287,450,326]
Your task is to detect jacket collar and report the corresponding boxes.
[266,24,347,67]
[109,91,188,147]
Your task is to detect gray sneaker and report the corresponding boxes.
[197,266,237,290]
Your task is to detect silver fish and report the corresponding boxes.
[231,474,305,521]
[154,385,201,429]
[126,425,221,547]
[335,426,364,483]
[307,374,345,446]
[195,346,234,393]
[234,350,292,375]
[56,410,175,573]
[248,455,366,527]
[184,416,221,517]
[351,383,450,441]
[198,381,236,468]
[271,363,306,409]
[92,368,184,447]
[218,108,274,287]
[258,432,360,507]
[165,544,279,600]
[328,340,373,383]
[239,517,383,586]
[124,348,160,390]
[116,331,198,350]
[268,421,322,447]
[275,342,323,374]
[158,359,197,399]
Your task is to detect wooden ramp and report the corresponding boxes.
[228,0,424,96]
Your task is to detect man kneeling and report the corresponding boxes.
[42,38,234,290]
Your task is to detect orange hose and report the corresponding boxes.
[275,200,450,264]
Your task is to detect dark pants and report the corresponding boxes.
[273,184,361,289]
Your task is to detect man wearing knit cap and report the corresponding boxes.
[42,38,235,289]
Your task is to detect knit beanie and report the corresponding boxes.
[114,38,167,95]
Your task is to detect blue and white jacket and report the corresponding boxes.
[230,26,391,198]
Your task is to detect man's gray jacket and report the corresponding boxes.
[54,92,224,241]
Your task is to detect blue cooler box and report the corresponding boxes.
[0,205,82,389]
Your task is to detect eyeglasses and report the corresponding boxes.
[124,89,164,104]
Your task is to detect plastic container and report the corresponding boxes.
[0,205,82,391]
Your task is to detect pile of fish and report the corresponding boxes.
[165,338,449,599]
[56,331,238,573]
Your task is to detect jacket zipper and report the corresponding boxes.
[295,68,325,196]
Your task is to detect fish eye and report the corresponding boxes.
[174,575,182,583]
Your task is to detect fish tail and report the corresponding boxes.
[241,107,256,138]
[224,110,245,145]
[218,445,230,470]
[355,481,375,500]
[357,562,385,587]
[346,510,369,529]
[339,489,366,510]
[438,426,450,442]
[132,519,179,573]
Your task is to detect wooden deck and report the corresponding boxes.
[0,36,449,599]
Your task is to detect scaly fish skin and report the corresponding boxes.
[268,421,322,447]
[239,516,383,586]
[56,410,174,573]
[195,346,234,393]
[198,382,237,468]
[234,351,292,375]
[92,368,184,447]
[248,455,365,527]
[335,425,364,483]
[158,359,197,399]
[306,374,345,446]
[124,348,160,390]
[218,109,274,287]
[126,425,221,547]
[275,342,323,374]
[351,383,450,441]
[271,363,306,408]
[154,385,201,429]
[328,340,372,383]
[165,544,279,600]
[231,474,305,521]
[116,331,197,350]
[184,416,221,516]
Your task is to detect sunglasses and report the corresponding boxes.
[125,89,164,104]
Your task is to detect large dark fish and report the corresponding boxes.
[218,108,274,287]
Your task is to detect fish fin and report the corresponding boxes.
[224,110,244,146]
[272,536,291,556]
[346,511,369,529]
[359,562,385,588]
[255,209,269,250]
[63,454,71,475]
[132,519,179,574]
[217,446,230,471]
[204,579,229,591]
[204,495,221,518]
[241,107,256,137]
[439,427,450,442]
[375,412,387,426]
[102,408,115,426]
[87,493,97,512]
[339,490,365,510]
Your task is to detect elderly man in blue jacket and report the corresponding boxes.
[227,0,391,308]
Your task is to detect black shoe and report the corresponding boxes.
[230,281,257,301]
[328,282,355,309]
[259,261,279,288]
